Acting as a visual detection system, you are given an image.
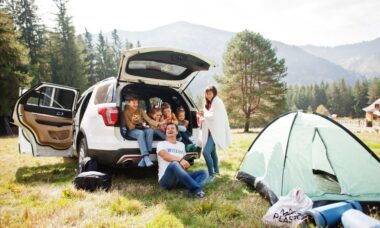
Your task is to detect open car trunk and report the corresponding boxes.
[119,83,198,141]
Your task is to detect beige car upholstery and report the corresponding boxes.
[20,105,73,150]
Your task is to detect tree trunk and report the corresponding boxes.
[244,119,250,132]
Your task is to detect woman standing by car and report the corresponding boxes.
[200,86,232,182]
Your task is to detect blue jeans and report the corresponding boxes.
[127,128,153,156]
[159,162,208,194]
[203,135,219,176]
[153,129,166,140]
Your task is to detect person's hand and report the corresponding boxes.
[158,121,166,126]
[132,114,139,122]
[180,159,190,170]
[198,111,204,117]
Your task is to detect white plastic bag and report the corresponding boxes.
[262,188,313,227]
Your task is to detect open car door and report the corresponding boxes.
[11,83,79,157]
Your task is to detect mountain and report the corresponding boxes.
[301,38,380,78]
[103,21,359,95]
[272,41,357,84]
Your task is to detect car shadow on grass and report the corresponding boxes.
[15,161,77,185]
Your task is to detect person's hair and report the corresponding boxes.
[150,107,161,115]
[176,106,185,116]
[125,93,139,102]
[205,85,217,107]
[165,122,178,133]
[161,102,171,111]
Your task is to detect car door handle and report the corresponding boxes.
[57,111,64,116]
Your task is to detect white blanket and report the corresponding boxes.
[201,96,232,150]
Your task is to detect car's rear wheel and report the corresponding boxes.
[78,137,88,172]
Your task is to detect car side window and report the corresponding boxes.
[94,83,115,105]
[26,86,76,110]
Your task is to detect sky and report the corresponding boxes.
[34,0,380,47]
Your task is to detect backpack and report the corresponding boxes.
[73,171,112,192]
[78,157,98,173]
[74,157,112,192]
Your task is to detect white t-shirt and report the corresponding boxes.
[156,140,186,181]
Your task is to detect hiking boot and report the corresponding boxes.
[195,191,206,200]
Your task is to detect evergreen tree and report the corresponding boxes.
[83,28,96,86]
[353,79,369,118]
[316,81,328,107]
[95,31,114,81]
[0,8,30,117]
[368,77,380,103]
[111,29,122,69]
[51,0,86,91]
[6,0,50,84]
[327,81,341,116]
[125,38,133,50]
[218,30,287,132]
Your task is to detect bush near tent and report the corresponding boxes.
[237,111,380,210]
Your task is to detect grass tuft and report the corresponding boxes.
[110,197,145,216]
[147,212,185,228]
[61,188,86,200]
[194,199,215,215]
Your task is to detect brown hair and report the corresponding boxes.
[150,107,161,115]
[205,85,217,107]
[125,93,139,101]
[161,102,171,111]
[176,106,185,116]
[165,122,178,133]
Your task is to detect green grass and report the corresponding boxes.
[0,131,379,227]
[355,132,380,157]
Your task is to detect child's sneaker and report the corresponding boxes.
[138,158,146,167]
[205,175,215,184]
[144,155,154,167]
[195,191,206,200]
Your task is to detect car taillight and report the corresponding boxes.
[98,107,118,126]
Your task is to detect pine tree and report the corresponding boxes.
[111,29,122,70]
[353,79,369,118]
[83,28,96,86]
[0,8,30,117]
[51,0,86,91]
[125,38,133,50]
[95,31,114,81]
[6,0,50,84]
[218,30,287,132]
[368,77,380,103]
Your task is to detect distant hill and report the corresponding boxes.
[103,21,363,95]
[272,41,357,84]
[301,38,380,78]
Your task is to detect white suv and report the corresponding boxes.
[12,47,215,168]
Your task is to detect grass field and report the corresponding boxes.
[0,131,379,227]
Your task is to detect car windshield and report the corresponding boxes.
[128,60,187,76]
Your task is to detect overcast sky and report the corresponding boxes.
[34,0,380,47]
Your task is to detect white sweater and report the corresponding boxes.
[201,96,232,150]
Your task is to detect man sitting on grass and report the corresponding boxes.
[157,123,208,199]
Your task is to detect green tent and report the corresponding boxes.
[237,112,380,206]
